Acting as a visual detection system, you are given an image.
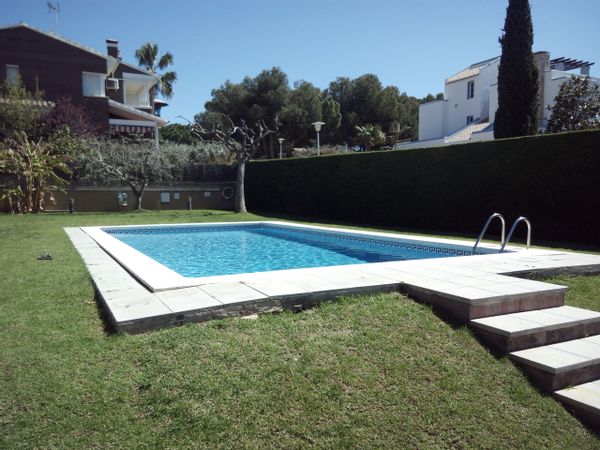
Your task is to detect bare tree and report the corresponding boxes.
[193,115,277,213]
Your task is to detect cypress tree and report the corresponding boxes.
[494,0,539,138]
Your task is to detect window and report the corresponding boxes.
[82,72,106,97]
[6,65,19,85]
[466,115,474,125]
[467,80,475,99]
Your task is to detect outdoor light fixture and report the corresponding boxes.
[278,137,285,159]
[312,121,325,156]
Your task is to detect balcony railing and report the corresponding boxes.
[125,91,151,108]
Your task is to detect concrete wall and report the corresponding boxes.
[444,78,476,134]
[477,60,500,120]
[0,182,237,213]
[418,100,448,140]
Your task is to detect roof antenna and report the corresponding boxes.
[47,2,60,33]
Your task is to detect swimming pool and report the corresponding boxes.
[83,222,499,291]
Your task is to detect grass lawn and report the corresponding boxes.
[1,210,600,448]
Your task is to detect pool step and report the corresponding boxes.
[398,275,566,322]
[470,306,600,352]
[510,335,600,393]
[555,380,600,429]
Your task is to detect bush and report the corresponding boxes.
[246,129,600,245]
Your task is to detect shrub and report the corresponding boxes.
[247,129,600,244]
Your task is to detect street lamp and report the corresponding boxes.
[312,121,325,156]
[278,137,285,159]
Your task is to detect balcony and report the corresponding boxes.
[125,90,151,109]
[122,72,155,110]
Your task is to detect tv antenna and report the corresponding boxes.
[47,2,60,32]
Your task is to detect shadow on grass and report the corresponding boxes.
[396,290,509,361]
[92,286,117,335]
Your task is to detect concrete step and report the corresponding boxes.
[555,380,600,429]
[470,306,600,352]
[510,335,600,392]
[399,275,566,322]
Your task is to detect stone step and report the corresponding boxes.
[555,380,600,429]
[399,276,566,322]
[470,306,600,352]
[510,335,600,392]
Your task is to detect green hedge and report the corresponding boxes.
[246,129,600,245]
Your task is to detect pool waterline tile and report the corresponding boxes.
[86,221,502,290]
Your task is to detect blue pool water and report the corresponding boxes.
[104,224,478,278]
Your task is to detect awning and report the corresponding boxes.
[109,124,156,133]
[108,99,167,127]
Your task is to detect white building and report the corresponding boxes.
[401,52,597,149]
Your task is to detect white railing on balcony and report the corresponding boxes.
[125,90,151,108]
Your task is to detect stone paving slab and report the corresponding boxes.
[555,380,600,413]
[108,295,172,322]
[198,282,268,305]
[155,287,223,313]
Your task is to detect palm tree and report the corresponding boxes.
[134,43,177,114]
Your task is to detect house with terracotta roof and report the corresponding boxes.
[400,52,597,149]
[0,23,167,144]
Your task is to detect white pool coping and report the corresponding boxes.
[81,221,510,292]
[67,221,600,334]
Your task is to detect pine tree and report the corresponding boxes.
[494,0,539,139]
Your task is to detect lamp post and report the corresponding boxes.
[312,121,325,156]
[278,137,285,159]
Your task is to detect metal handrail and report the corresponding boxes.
[501,216,531,252]
[472,212,506,254]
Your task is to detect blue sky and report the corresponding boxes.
[3,0,600,124]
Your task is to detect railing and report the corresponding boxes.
[501,217,531,252]
[472,212,506,254]
[124,91,151,108]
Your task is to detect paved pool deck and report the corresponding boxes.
[65,225,600,334]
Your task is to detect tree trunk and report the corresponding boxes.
[235,161,247,213]
[269,134,274,159]
[135,194,143,210]
[129,180,147,210]
[149,85,157,115]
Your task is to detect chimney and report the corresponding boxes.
[106,39,120,59]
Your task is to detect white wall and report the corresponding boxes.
[443,60,500,136]
[489,83,498,124]
[444,79,477,135]
[477,60,500,119]
[418,100,448,140]
[542,72,567,125]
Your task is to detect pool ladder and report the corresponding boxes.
[472,213,531,254]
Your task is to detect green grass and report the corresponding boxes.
[1,210,600,448]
